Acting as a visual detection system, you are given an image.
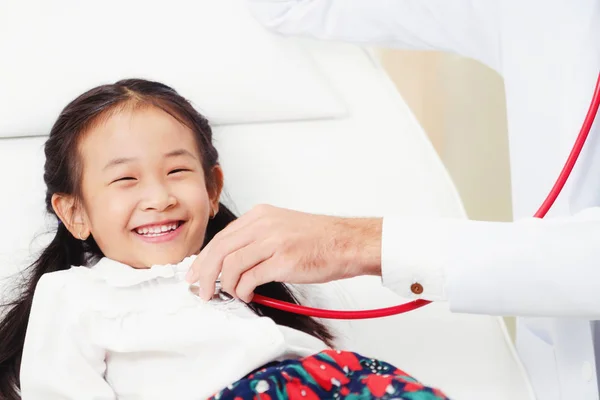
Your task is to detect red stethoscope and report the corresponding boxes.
[244,71,600,320]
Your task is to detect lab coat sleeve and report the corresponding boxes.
[381,207,600,318]
[20,272,116,400]
[246,0,502,71]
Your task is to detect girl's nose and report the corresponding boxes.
[140,181,177,211]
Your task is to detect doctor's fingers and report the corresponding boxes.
[187,218,270,299]
[187,233,250,300]
[236,259,288,303]
[199,204,280,263]
[219,242,275,299]
[207,204,266,246]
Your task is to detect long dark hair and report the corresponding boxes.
[0,79,333,399]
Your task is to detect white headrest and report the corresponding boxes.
[0,0,346,138]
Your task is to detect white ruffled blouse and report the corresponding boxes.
[20,256,329,399]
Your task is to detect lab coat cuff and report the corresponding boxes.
[381,216,448,301]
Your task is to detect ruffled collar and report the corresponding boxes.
[88,255,197,288]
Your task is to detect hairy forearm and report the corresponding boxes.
[337,217,382,279]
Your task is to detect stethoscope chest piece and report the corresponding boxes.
[189,280,234,304]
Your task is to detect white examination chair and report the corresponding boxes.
[0,1,534,398]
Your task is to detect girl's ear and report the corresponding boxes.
[51,194,91,240]
[209,165,224,217]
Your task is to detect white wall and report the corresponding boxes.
[377,49,516,338]
[377,49,512,222]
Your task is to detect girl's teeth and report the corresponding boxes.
[136,223,179,236]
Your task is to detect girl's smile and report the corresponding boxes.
[132,219,186,243]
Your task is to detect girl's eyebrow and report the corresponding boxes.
[165,149,197,160]
[103,149,197,171]
[103,156,135,171]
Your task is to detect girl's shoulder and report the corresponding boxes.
[36,265,96,293]
[28,267,104,328]
[33,266,106,311]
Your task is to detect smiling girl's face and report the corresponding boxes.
[53,105,222,268]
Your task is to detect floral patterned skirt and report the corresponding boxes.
[209,350,450,399]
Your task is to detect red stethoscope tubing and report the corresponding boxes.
[252,71,600,320]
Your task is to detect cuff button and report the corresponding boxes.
[410,283,424,295]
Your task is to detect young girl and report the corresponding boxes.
[0,79,450,399]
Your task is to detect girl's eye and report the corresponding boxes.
[169,169,190,175]
[112,177,136,184]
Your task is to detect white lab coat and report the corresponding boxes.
[247,1,600,399]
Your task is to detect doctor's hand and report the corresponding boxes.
[186,204,383,303]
